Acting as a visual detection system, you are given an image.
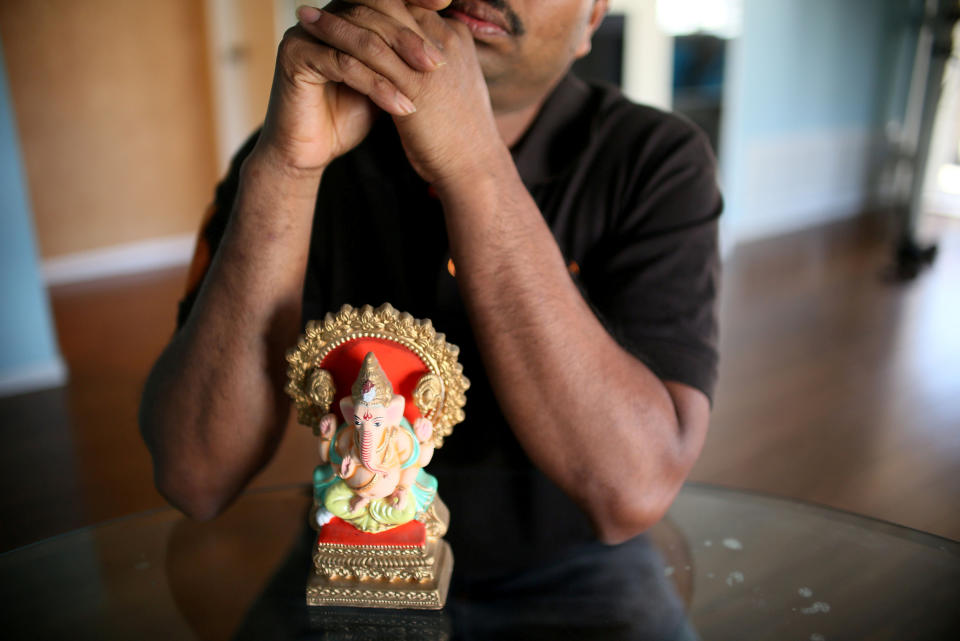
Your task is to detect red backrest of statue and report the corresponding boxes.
[319,337,428,425]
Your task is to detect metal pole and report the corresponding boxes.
[894,0,958,278]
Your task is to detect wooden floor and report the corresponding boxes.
[689,214,960,541]
[2,214,958,552]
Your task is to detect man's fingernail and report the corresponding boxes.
[395,93,417,116]
[296,5,322,23]
[424,41,446,68]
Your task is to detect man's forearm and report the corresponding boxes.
[434,150,708,543]
[139,0,463,520]
[140,151,320,519]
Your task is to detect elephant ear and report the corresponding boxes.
[285,304,469,447]
[385,394,405,425]
[339,396,355,423]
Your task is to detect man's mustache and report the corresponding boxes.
[443,0,526,37]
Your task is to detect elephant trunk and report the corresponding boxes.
[359,428,387,474]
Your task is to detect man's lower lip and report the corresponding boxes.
[445,9,509,37]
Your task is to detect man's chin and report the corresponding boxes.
[473,42,507,76]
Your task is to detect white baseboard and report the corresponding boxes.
[732,128,886,244]
[0,357,68,397]
[923,190,960,218]
[42,233,195,286]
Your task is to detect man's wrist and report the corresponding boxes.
[241,145,327,200]
[226,148,325,243]
[430,143,518,201]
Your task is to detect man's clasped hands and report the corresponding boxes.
[257,0,500,189]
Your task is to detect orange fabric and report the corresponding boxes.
[318,517,426,547]
[183,202,217,296]
[320,337,429,425]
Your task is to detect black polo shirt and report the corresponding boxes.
[181,73,721,576]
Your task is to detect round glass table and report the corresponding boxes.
[2,483,957,640]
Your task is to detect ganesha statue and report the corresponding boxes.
[314,351,438,532]
[285,303,468,609]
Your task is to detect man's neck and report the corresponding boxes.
[492,72,571,148]
[494,99,545,149]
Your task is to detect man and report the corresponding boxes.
[140,0,719,580]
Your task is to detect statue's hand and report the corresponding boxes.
[318,413,337,439]
[340,456,357,479]
[387,486,409,510]
[413,417,433,443]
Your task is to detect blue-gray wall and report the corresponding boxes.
[720,0,918,244]
[0,38,66,395]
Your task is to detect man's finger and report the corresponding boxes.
[298,11,426,106]
[325,45,418,115]
[326,0,427,36]
[320,2,445,72]
[280,25,334,86]
[288,16,418,117]
[406,0,451,9]
[408,4,463,44]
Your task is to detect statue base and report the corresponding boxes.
[306,537,453,609]
[307,500,453,609]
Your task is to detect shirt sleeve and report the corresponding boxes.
[176,131,261,329]
[582,115,721,401]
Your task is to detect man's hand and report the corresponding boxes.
[394,9,506,186]
[292,0,504,185]
[253,0,453,176]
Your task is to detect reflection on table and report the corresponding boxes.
[1,483,957,640]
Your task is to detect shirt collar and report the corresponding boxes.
[510,73,595,186]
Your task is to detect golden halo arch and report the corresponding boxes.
[285,303,469,448]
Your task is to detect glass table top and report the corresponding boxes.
[2,483,957,640]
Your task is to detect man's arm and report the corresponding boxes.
[435,156,711,544]
[139,159,320,519]
[139,0,451,519]
[394,11,712,543]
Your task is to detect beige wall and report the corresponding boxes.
[205,0,278,173]
[0,0,218,259]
